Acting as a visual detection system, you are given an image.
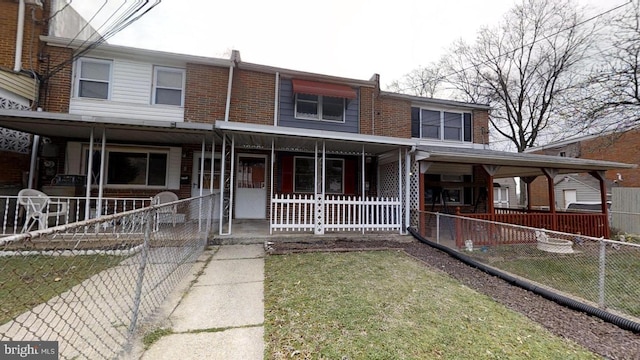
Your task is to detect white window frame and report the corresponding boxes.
[416,108,472,142]
[294,94,346,123]
[293,156,345,194]
[81,144,170,189]
[75,58,112,100]
[152,66,186,106]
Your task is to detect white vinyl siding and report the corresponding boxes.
[70,58,185,122]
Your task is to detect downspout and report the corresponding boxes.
[14,0,25,72]
[224,52,238,122]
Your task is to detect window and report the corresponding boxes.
[153,67,185,106]
[84,146,169,187]
[76,58,111,99]
[294,157,344,193]
[412,107,473,142]
[295,94,345,122]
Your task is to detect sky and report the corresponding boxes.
[70,0,625,89]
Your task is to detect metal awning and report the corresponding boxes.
[416,145,636,177]
[215,120,414,155]
[0,109,219,144]
[291,79,357,99]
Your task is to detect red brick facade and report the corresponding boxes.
[528,128,640,207]
[229,69,275,124]
[184,64,228,123]
[375,96,411,138]
[0,1,47,72]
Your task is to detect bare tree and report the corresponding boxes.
[577,0,640,132]
[441,0,595,152]
[387,62,444,98]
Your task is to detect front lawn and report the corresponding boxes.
[0,255,123,324]
[265,250,598,359]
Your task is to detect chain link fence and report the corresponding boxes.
[415,210,640,321]
[0,194,215,359]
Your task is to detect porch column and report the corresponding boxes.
[482,165,500,215]
[96,128,107,218]
[269,139,275,235]
[27,135,39,189]
[198,137,206,232]
[84,128,94,221]
[218,136,227,235]
[404,148,411,235]
[419,162,431,237]
[398,148,403,234]
[590,170,610,238]
[361,145,365,235]
[228,134,236,234]
[521,176,537,212]
[542,168,559,231]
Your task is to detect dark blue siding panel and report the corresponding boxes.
[278,78,359,133]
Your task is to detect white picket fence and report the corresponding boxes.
[270,194,402,234]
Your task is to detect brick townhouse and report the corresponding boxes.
[0,0,633,238]
[526,128,640,209]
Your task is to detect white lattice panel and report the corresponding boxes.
[379,161,399,197]
[410,160,419,228]
[0,97,31,154]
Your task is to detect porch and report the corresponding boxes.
[414,146,635,244]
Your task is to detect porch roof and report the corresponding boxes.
[215,121,415,155]
[416,145,636,178]
[0,109,217,144]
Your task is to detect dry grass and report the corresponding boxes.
[265,250,599,359]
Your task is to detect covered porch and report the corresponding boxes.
[414,146,635,244]
[214,121,414,236]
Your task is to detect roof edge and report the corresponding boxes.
[380,91,491,110]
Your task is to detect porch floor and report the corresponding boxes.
[211,219,411,245]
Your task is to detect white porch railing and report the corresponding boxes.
[0,195,153,235]
[270,194,402,234]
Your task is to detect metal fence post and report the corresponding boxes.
[126,209,153,349]
[599,239,606,308]
[436,212,440,244]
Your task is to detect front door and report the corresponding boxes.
[191,153,220,219]
[235,154,267,219]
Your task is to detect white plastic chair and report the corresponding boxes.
[18,189,68,232]
[153,191,179,229]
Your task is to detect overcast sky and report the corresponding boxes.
[71,0,624,88]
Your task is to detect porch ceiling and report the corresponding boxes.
[416,146,636,178]
[0,109,219,145]
[216,121,414,155]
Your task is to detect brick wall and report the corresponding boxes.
[580,130,640,187]
[359,87,374,135]
[40,46,73,112]
[375,95,411,138]
[229,69,274,124]
[473,109,490,145]
[0,150,29,186]
[0,0,47,72]
[184,63,228,123]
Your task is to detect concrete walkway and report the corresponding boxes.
[139,244,265,359]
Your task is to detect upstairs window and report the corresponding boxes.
[295,94,345,122]
[153,67,185,106]
[76,58,111,99]
[412,107,473,142]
